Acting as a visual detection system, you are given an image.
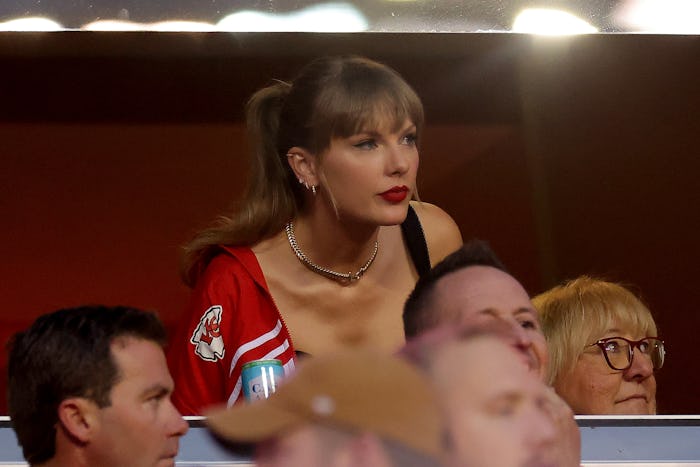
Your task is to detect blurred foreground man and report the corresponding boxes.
[7,305,188,467]
[403,324,560,467]
[206,350,445,467]
[403,240,581,466]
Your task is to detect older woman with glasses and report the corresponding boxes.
[533,276,665,415]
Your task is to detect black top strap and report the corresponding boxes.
[401,205,431,276]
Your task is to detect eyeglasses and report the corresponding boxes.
[587,336,666,371]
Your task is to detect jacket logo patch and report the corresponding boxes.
[190,305,225,362]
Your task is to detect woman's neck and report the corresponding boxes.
[291,208,380,273]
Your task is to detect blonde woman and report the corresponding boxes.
[533,276,665,414]
[167,55,462,414]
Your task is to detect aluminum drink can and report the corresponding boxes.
[241,359,284,402]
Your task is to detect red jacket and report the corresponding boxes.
[167,246,296,415]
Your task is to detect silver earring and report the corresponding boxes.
[311,185,317,196]
[298,178,304,185]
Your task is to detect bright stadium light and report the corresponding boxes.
[217,2,368,32]
[0,17,63,31]
[513,8,598,35]
[616,0,700,34]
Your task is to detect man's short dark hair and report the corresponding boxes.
[7,305,167,465]
[403,239,507,339]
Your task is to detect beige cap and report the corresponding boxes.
[205,349,443,459]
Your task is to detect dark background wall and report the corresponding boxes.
[1,32,698,414]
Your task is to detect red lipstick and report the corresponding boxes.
[380,186,409,203]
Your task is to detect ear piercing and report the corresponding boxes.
[297,178,316,195]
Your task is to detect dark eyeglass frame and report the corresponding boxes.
[586,336,665,371]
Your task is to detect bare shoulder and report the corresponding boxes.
[410,201,463,265]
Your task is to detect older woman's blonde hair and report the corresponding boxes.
[532,276,658,386]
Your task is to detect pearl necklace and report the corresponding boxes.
[284,221,379,284]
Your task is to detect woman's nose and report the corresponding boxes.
[625,348,654,381]
[387,145,410,176]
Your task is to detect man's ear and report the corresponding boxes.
[56,398,100,443]
[286,147,319,188]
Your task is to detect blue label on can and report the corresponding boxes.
[241,359,284,402]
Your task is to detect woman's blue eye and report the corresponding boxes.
[354,139,377,149]
[604,341,622,353]
[402,133,417,145]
